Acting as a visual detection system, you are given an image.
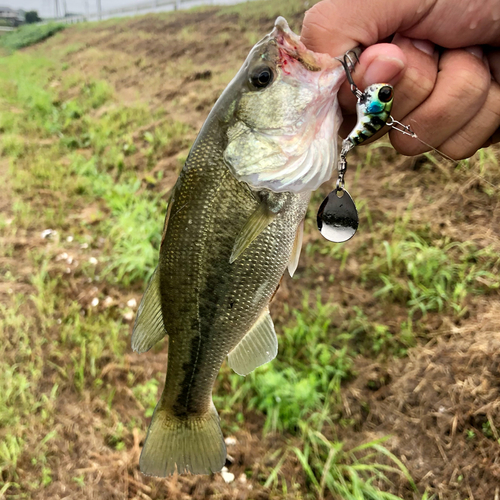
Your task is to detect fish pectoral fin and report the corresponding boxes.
[227,307,277,376]
[131,266,167,353]
[288,218,304,277]
[230,203,276,263]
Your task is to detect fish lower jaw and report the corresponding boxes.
[240,100,340,193]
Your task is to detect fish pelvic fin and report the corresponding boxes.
[228,307,277,376]
[288,218,304,278]
[131,266,167,353]
[230,203,276,264]
[139,402,226,477]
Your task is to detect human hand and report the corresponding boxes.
[301,0,500,159]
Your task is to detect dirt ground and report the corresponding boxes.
[3,4,500,500]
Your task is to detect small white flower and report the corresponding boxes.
[220,467,234,484]
[91,297,99,307]
[224,436,237,446]
[89,257,98,265]
[127,298,137,309]
[41,229,56,239]
[66,236,74,242]
[123,311,134,321]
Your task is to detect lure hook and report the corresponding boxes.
[336,49,364,99]
[335,49,363,97]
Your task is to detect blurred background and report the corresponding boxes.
[1,0,252,24]
[1,1,499,498]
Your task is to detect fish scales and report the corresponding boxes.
[131,16,347,477]
[159,125,309,417]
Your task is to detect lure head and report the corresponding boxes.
[346,84,394,147]
[216,17,347,193]
[360,84,394,116]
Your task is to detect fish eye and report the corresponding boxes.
[250,66,274,89]
[378,85,393,103]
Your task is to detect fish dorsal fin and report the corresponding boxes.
[288,219,304,277]
[227,308,277,376]
[131,267,167,353]
[230,203,276,263]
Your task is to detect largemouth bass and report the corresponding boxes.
[132,17,348,477]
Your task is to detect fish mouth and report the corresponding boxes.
[224,17,348,194]
[271,16,338,73]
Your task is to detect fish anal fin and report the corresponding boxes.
[230,203,276,263]
[228,308,277,376]
[288,219,304,277]
[131,267,167,353]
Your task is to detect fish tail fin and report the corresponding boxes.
[139,402,226,477]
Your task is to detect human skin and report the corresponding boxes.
[301,0,500,159]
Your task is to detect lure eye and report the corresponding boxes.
[378,85,393,103]
[250,66,274,89]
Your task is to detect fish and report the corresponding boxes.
[131,16,349,477]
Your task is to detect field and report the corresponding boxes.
[1,1,500,499]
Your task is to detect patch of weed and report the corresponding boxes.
[0,23,65,51]
[365,228,499,317]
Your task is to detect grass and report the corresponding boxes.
[0,51,193,285]
[291,434,414,500]
[369,232,499,317]
[0,23,65,51]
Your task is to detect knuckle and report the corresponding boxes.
[438,137,476,160]
[398,67,435,102]
[450,66,490,100]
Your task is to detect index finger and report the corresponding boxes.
[301,0,432,55]
[300,0,500,56]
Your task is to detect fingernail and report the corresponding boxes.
[363,56,405,86]
[411,39,435,56]
[465,45,483,58]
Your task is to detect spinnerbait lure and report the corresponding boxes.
[317,51,395,243]
[317,52,455,243]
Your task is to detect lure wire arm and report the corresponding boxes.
[336,139,354,192]
[387,117,458,163]
[386,117,417,138]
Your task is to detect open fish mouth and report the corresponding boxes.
[223,17,349,194]
[272,16,338,73]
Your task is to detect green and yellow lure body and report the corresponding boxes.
[345,83,394,148]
